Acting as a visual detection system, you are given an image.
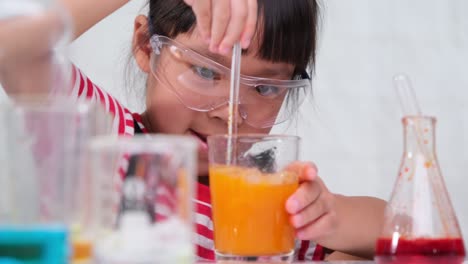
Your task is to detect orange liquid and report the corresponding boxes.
[177,169,190,222]
[209,165,298,256]
[72,239,92,262]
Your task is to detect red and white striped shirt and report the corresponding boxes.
[70,65,325,261]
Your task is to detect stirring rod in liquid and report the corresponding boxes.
[227,43,242,165]
[393,73,430,164]
[392,73,450,234]
[393,73,433,161]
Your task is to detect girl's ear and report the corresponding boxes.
[132,15,152,73]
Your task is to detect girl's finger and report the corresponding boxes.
[286,180,321,214]
[290,191,331,229]
[218,0,248,55]
[240,0,258,49]
[209,0,230,53]
[296,212,337,241]
[286,161,318,182]
[184,0,195,6]
[191,0,212,42]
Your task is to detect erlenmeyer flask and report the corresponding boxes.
[376,116,466,264]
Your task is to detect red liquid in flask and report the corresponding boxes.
[375,237,466,264]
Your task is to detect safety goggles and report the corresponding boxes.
[149,34,311,128]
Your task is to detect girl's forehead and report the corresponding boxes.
[173,32,295,79]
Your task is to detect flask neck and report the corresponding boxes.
[403,116,436,156]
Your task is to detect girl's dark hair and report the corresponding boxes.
[146,0,320,75]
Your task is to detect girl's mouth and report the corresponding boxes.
[188,129,208,151]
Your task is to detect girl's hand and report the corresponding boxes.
[0,11,65,95]
[285,162,338,241]
[183,0,257,55]
[285,162,387,259]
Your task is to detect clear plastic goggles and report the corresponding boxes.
[149,35,311,128]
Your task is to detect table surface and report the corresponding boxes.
[197,260,372,264]
[197,261,468,264]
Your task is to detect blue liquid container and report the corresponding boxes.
[0,226,69,264]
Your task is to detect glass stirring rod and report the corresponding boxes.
[227,43,242,165]
[393,73,422,116]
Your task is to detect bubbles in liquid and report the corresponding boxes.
[243,168,297,185]
[242,168,264,184]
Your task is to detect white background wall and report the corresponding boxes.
[6,0,468,245]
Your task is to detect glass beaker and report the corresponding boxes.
[0,96,111,263]
[0,0,72,95]
[208,134,300,262]
[375,116,466,264]
[87,135,197,264]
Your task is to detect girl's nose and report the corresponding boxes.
[207,103,245,126]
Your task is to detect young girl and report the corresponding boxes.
[2,0,386,261]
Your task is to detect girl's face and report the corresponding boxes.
[133,16,295,176]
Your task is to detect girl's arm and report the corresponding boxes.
[58,0,130,39]
[318,195,386,259]
[0,0,131,95]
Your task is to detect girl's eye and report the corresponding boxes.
[255,85,280,97]
[191,65,220,80]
